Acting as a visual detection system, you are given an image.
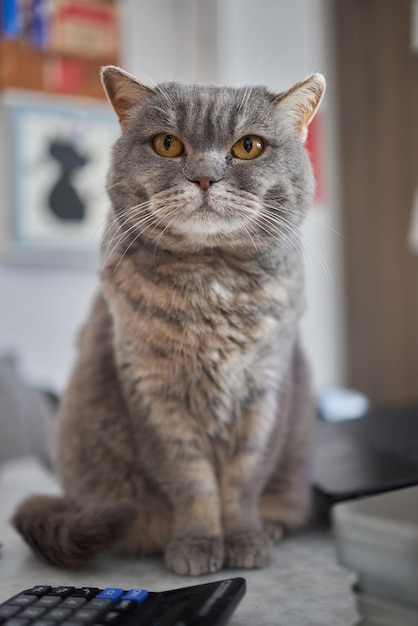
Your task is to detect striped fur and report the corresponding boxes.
[13,68,325,575]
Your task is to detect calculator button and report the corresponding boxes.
[49,588,75,598]
[61,598,87,609]
[0,607,22,619]
[27,588,52,597]
[102,611,121,624]
[95,590,123,602]
[3,619,30,626]
[121,590,148,603]
[113,601,135,613]
[84,600,111,611]
[45,608,74,621]
[36,597,62,608]
[71,609,101,623]
[72,590,100,601]
[19,607,47,619]
[32,621,58,626]
[9,596,38,607]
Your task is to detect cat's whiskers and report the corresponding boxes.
[301,232,332,283]
[102,206,157,267]
[106,181,123,191]
[113,204,179,270]
[237,85,254,114]
[97,205,150,245]
[112,210,156,247]
[259,205,300,233]
[152,208,183,257]
[131,68,175,109]
[260,206,331,282]
[144,207,175,246]
[272,202,342,237]
[102,204,153,251]
[102,199,153,238]
[266,198,342,244]
[255,209,304,261]
[263,202,332,281]
[304,211,342,237]
[154,85,174,108]
[111,216,159,271]
[257,216,302,261]
[146,105,173,123]
[233,212,260,253]
[116,199,154,221]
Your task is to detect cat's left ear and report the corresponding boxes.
[101,65,154,127]
[275,73,325,143]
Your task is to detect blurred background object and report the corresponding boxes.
[0,0,119,96]
[335,0,418,406]
[0,353,56,466]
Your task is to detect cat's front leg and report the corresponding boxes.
[139,403,225,575]
[162,465,225,575]
[260,341,315,537]
[163,474,225,575]
[220,465,271,570]
[220,392,284,569]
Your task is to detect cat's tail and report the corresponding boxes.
[12,495,137,567]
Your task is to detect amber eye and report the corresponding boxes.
[153,134,184,158]
[231,135,264,160]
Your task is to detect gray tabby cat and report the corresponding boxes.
[13,67,325,575]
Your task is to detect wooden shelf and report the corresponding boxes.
[0,39,117,99]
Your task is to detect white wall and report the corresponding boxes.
[0,0,346,392]
[0,265,97,391]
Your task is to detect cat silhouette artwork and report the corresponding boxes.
[48,139,89,222]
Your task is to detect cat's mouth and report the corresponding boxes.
[151,184,256,240]
[175,198,248,238]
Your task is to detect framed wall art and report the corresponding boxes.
[1,91,118,264]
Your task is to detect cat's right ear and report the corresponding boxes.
[101,66,154,127]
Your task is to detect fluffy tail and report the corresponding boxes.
[12,495,137,567]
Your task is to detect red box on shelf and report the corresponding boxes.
[49,0,119,59]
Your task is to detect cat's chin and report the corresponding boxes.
[172,197,250,240]
[174,214,242,239]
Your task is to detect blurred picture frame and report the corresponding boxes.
[0,91,118,265]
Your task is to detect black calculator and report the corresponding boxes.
[0,578,246,626]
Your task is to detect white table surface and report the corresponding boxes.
[0,457,358,625]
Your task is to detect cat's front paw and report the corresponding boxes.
[225,530,270,569]
[164,536,225,576]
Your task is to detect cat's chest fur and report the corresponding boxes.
[102,247,304,436]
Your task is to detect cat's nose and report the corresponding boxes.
[194,177,214,191]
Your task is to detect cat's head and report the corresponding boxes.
[101,66,325,256]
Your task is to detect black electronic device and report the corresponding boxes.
[0,579,246,626]
[314,404,418,503]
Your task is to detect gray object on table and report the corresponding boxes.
[0,354,55,468]
[333,484,418,624]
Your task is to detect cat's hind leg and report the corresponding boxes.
[12,294,169,566]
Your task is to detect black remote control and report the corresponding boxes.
[0,578,246,626]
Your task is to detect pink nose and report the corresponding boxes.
[195,177,213,191]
